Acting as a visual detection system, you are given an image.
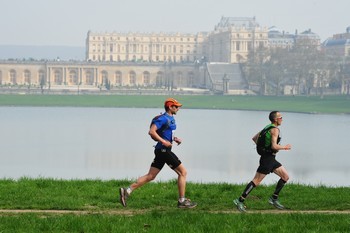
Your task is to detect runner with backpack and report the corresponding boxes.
[119,98,197,209]
[233,111,292,212]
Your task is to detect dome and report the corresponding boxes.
[268,26,281,33]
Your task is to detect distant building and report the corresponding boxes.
[323,26,350,56]
[332,26,350,39]
[206,16,269,63]
[295,29,321,47]
[268,26,294,50]
[85,31,207,64]
[86,16,268,64]
[268,27,321,50]
[0,17,325,95]
[0,60,199,92]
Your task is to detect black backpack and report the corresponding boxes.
[149,114,170,141]
[256,125,276,155]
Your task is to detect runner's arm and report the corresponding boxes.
[270,128,291,151]
[252,132,259,145]
[149,124,172,147]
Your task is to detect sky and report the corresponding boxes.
[1,0,349,47]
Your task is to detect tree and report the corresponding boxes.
[244,47,270,95]
[105,79,111,90]
[265,47,289,95]
[40,76,46,94]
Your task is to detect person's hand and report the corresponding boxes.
[284,144,292,150]
[174,137,182,145]
[161,140,172,147]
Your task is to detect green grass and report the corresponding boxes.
[1,212,349,233]
[1,94,350,114]
[0,178,349,232]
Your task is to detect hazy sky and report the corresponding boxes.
[1,0,349,47]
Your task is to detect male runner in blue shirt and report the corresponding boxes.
[119,98,197,209]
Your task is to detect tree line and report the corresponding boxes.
[243,38,350,96]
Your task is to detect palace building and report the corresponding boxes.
[207,17,268,63]
[85,17,268,64]
[323,26,350,56]
[0,17,277,94]
[0,61,199,93]
[86,31,208,64]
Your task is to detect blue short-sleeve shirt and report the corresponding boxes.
[152,113,176,149]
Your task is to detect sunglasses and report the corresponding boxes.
[172,105,179,109]
[276,117,283,120]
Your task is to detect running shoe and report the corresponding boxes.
[233,198,246,212]
[177,198,197,209]
[119,187,129,207]
[268,197,285,210]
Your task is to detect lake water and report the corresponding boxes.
[1,106,349,187]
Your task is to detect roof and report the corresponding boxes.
[323,38,350,46]
[215,16,259,30]
[268,26,281,33]
[207,63,248,89]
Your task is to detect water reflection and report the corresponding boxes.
[1,106,349,187]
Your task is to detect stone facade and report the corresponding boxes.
[323,26,350,57]
[207,17,268,63]
[86,31,208,64]
[86,17,269,64]
[268,26,295,50]
[0,17,269,89]
[0,61,199,90]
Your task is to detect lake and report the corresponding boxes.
[1,106,349,187]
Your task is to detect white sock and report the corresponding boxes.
[126,187,132,195]
[179,197,185,203]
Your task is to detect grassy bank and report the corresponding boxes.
[0,178,349,232]
[1,94,350,114]
[1,212,348,233]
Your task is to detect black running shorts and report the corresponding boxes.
[151,148,182,170]
[257,154,282,174]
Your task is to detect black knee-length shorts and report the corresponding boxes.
[151,148,182,170]
[257,154,282,174]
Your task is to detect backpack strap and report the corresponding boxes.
[157,114,171,134]
[257,125,277,155]
[262,125,276,134]
[151,113,171,136]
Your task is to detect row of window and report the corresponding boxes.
[90,32,266,42]
[0,70,195,87]
[90,43,196,53]
[232,33,265,38]
[90,55,195,63]
[0,70,45,85]
[90,36,197,42]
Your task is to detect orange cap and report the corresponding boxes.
[164,98,182,107]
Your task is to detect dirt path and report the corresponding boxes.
[0,209,349,215]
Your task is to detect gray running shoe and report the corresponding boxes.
[119,187,129,207]
[268,197,285,210]
[177,198,197,209]
[233,199,246,212]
